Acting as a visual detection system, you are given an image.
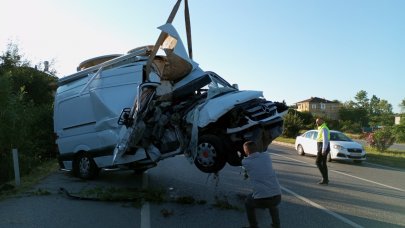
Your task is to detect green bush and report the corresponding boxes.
[339,120,362,134]
[393,124,405,143]
[366,127,395,152]
[295,111,315,129]
[282,110,304,138]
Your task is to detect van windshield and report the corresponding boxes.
[203,73,236,99]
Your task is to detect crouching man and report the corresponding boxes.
[242,141,281,228]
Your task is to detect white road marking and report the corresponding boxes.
[364,161,405,172]
[281,186,364,228]
[271,153,405,192]
[331,170,405,192]
[141,171,151,228]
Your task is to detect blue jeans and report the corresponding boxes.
[245,194,281,228]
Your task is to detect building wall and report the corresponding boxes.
[395,116,401,125]
[297,103,309,112]
[297,101,341,120]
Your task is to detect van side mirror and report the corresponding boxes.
[232,84,239,90]
[118,108,132,127]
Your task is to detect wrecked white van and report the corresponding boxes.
[54,4,287,179]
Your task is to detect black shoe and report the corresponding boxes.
[318,180,329,185]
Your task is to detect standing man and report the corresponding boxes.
[316,118,330,185]
[242,141,281,228]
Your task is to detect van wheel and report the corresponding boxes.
[194,135,226,173]
[74,153,99,179]
[224,140,243,166]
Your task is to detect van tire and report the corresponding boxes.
[194,135,226,173]
[226,144,244,166]
[73,153,99,179]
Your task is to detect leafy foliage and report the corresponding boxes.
[339,105,369,130]
[393,114,405,143]
[338,120,363,134]
[366,127,395,152]
[0,43,58,184]
[295,111,315,129]
[354,90,369,109]
[338,91,394,133]
[282,109,304,138]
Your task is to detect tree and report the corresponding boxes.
[369,95,380,115]
[338,102,368,132]
[0,43,58,184]
[346,91,394,128]
[0,43,29,71]
[295,111,315,129]
[282,109,304,138]
[354,90,369,109]
[369,99,394,127]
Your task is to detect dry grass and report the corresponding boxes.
[0,160,58,200]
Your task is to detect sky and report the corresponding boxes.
[1,0,404,113]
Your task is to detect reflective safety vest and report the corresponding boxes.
[317,123,330,142]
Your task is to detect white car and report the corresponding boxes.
[295,130,366,163]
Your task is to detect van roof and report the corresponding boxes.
[58,46,152,86]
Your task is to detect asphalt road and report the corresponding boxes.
[1,144,404,228]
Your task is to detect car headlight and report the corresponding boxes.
[333,144,345,150]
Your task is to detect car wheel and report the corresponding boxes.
[353,160,362,164]
[194,135,226,173]
[297,145,305,156]
[327,153,332,162]
[74,153,99,179]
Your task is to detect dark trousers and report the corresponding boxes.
[245,194,281,228]
[316,142,330,182]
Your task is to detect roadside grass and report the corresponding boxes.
[364,146,405,169]
[274,137,405,170]
[0,159,59,200]
[274,137,296,144]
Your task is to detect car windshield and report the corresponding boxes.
[330,132,352,142]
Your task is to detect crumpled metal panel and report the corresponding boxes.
[157,23,198,81]
[187,90,264,128]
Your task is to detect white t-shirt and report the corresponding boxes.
[242,152,281,199]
